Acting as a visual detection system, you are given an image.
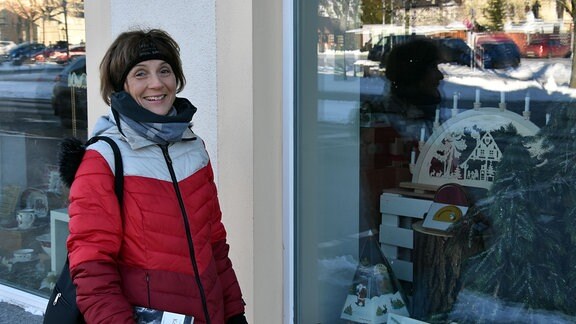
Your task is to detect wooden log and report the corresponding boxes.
[411,221,463,321]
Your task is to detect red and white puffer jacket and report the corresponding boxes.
[66,122,245,324]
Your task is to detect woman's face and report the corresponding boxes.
[123,59,177,115]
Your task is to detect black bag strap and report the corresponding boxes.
[85,136,124,205]
[44,136,124,324]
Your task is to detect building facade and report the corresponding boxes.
[1,0,576,323]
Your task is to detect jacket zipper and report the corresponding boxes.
[160,144,211,324]
[146,272,151,307]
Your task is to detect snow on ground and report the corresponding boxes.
[319,49,576,101]
[450,289,576,323]
[0,61,64,100]
[439,59,576,101]
[317,50,576,125]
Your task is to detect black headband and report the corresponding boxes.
[116,41,170,91]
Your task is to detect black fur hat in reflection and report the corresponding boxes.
[58,137,87,188]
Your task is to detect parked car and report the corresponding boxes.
[51,56,87,128]
[5,42,46,65]
[474,36,521,69]
[432,37,473,66]
[50,44,86,64]
[523,35,571,58]
[33,42,71,62]
[0,41,16,55]
[367,34,426,67]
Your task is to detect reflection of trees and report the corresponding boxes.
[318,0,362,52]
[360,0,383,25]
[5,0,43,42]
[483,0,507,31]
[556,1,576,88]
[455,105,576,321]
[40,0,63,44]
[4,0,84,44]
[457,136,569,322]
[319,0,361,32]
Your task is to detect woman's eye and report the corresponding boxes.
[134,70,146,78]
[160,68,172,75]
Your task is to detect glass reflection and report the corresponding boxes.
[298,0,576,323]
[0,1,85,297]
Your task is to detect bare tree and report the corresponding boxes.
[38,0,64,44]
[5,0,83,44]
[556,0,576,87]
[5,0,44,42]
[319,0,361,32]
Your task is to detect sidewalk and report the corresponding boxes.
[0,302,43,323]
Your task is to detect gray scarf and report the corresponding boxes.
[110,91,197,145]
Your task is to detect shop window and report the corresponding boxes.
[296,0,576,323]
[0,1,86,298]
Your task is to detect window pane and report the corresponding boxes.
[0,1,86,297]
[295,1,576,323]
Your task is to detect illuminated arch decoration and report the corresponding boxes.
[412,107,540,189]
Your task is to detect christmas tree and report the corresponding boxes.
[533,103,576,313]
[451,105,576,322]
[484,0,507,31]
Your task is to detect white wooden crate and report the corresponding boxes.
[379,192,433,282]
[50,208,69,272]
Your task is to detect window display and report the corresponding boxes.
[297,0,576,323]
[0,1,86,298]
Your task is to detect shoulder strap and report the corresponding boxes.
[86,136,124,205]
[47,136,124,321]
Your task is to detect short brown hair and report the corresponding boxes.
[99,28,186,105]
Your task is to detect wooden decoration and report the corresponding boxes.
[422,183,469,231]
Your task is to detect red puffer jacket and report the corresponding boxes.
[66,126,245,324]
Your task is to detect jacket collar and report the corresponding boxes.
[94,112,197,150]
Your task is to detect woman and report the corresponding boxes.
[65,28,247,324]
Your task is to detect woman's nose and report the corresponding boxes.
[148,73,163,88]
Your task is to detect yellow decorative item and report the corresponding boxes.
[432,205,462,222]
[422,183,469,232]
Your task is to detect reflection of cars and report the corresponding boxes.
[474,36,521,69]
[523,35,571,58]
[51,56,87,128]
[5,42,46,64]
[35,44,85,63]
[0,41,16,55]
[52,45,86,63]
[368,35,422,62]
[432,37,472,66]
[368,34,426,67]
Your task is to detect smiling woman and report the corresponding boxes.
[123,60,177,116]
[63,28,247,324]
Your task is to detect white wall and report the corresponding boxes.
[252,0,285,322]
[109,0,218,168]
[215,0,255,321]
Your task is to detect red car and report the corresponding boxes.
[49,45,86,63]
[474,35,521,69]
[523,35,572,58]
